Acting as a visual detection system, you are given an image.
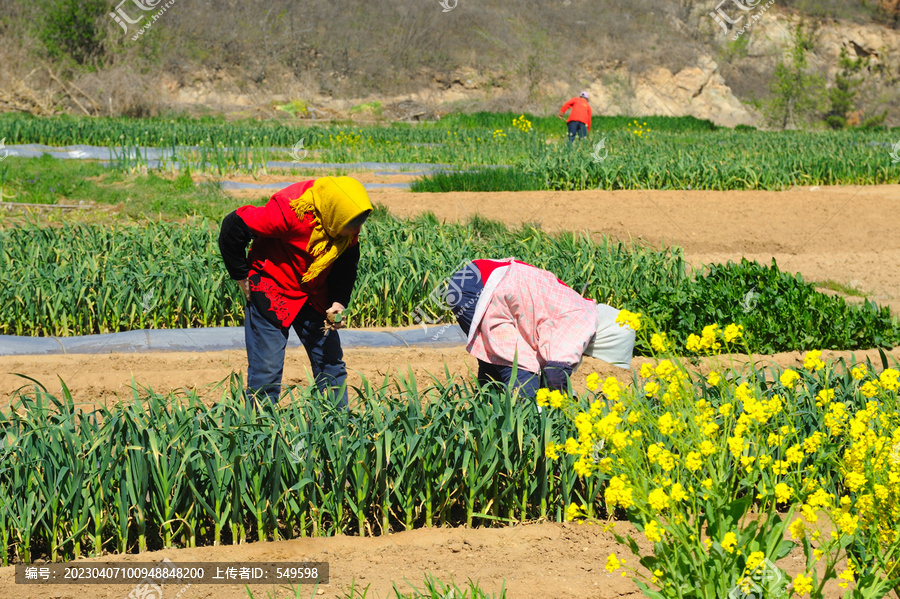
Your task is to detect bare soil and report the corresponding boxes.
[2,185,898,598]
[3,346,900,410]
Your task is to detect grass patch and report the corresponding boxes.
[246,575,506,599]
[813,279,870,298]
[410,168,542,192]
[0,155,240,219]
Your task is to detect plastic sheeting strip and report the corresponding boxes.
[0,325,466,356]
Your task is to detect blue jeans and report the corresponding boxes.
[567,121,588,143]
[245,301,348,409]
[477,359,541,398]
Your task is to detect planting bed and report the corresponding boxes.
[1,185,899,598]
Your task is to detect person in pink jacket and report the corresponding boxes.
[443,258,635,396]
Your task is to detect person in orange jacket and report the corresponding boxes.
[558,91,592,144]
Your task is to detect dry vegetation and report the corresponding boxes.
[0,0,897,119]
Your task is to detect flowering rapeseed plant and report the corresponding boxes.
[627,120,651,139]
[512,115,533,133]
[544,313,900,599]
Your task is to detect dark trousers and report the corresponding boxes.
[567,121,588,143]
[477,359,541,398]
[244,301,348,408]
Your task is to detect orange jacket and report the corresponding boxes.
[559,97,592,131]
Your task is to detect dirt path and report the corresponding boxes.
[0,522,645,599]
[3,344,899,409]
[0,519,846,599]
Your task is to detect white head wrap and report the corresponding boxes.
[582,304,635,369]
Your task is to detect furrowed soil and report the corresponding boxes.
[1,185,898,598]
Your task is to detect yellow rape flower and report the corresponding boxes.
[685,451,703,471]
[585,372,600,391]
[566,502,586,521]
[775,483,793,503]
[803,350,825,372]
[707,371,721,386]
[549,390,565,408]
[793,573,813,596]
[780,369,800,389]
[536,388,550,407]
[785,445,804,464]
[851,364,867,380]
[606,553,621,573]
[789,518,806,540]
[803,432,825,454]
[648,488,670,511]
[640,362,655,378]
[655,360,676,380]
[860,381,880,398]
[644,381,660,396]
[807,489,832,508]
[545,442,559,460]
[838,560,856,589]
[824,402,849,435]
[686,334,702,353]
[658,412,676,435]
[723,323,744,343]
[644,520,662,543]
[574,458,592,477]
[815,388,834,407]
[605,475,635,508]
[721,531,737,553]
[845,471,867,493]
[699,326,722,352]
[880,368,899,390]
[615,309,642,331]
[670,483,687,502]
[602,377,622,401]
[700,440,716,456]
[745,551,765,574]
[835,512,858,535]
[727,436,745,457]
[651,333,669,352]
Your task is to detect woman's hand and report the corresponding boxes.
[326,302,346,329]
[238,278,251,301]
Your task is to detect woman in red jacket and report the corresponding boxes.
[558,91,592,144]
[219,176,373,408]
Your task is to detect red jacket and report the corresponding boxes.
[559,97,592,131]
[220,181,360,327]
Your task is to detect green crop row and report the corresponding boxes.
[0,112,717,149]
[1,113,898,186]
[1,351,892,566]
[0,211,686,337]
[0,375,585,564]
[419,130,900,191]
[1,212,896,351]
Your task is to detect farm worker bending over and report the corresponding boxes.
[558,91,592,144]
[218,176,373,408]
[444,259,635,397]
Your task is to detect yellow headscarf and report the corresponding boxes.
[289,176,373,282]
